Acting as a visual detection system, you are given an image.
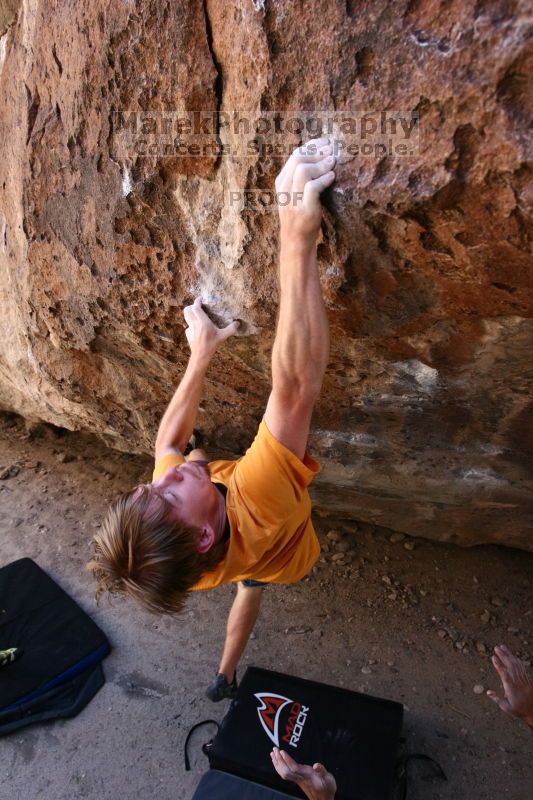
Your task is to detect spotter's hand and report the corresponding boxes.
[270,747,337,800]
[487,644,533,727]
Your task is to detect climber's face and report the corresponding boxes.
[145,461,217,529]
[131,461,221,553]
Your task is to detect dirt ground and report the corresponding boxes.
[0,411,531,800]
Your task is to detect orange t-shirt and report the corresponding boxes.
[152,419,321,590]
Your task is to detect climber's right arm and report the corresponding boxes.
[154,298,239,460]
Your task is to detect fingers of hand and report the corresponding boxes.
[493,652,522,696]
[515,661,532,685]
[495,645,526,683]
[279,748,300,771]
[299,136,330,152]
[194,300,211,324]
[495,644,514,668]
[276,139,332,191]
[302,169,336,204]
[492,653,507,684]
[184,297,203,317]
[292,156,336,193]
[220,319,240,341]
[487,691,513,716]
[270,748,293,780]
[508,661,531,691]
[184,308,202,327]
[496,643,513,656]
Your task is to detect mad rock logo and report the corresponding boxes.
[255,692,309,748]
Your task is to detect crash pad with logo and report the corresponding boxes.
[203,666,403,800]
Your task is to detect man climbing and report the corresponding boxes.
[88,136,336,701]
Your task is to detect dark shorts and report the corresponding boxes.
[241,579,268,588]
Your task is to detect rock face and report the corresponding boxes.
[0,1,531,549]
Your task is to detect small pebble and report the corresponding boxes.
[341,523,359,535]
[336,541,351,553]
[389,533,405,543]
[404,541,415,551]
[491,597,505,607]
[480,610,491,624]
[0,465,20,480]
[473,684,485,695]
[437,629,447,639]
[326,530,341,542]
[361,666,372,675]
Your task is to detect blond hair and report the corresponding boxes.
[87,485,227,614]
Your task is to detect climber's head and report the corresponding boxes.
[87,462,226,614]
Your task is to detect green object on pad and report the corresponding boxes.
[0,647,21,668]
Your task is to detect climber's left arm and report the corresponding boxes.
[154,298,239,460]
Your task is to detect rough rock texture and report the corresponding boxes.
[0,0,532,549]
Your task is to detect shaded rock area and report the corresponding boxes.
[0,1,531,548]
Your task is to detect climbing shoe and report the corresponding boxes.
[205,671,238,702]
[184,429,204,456]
